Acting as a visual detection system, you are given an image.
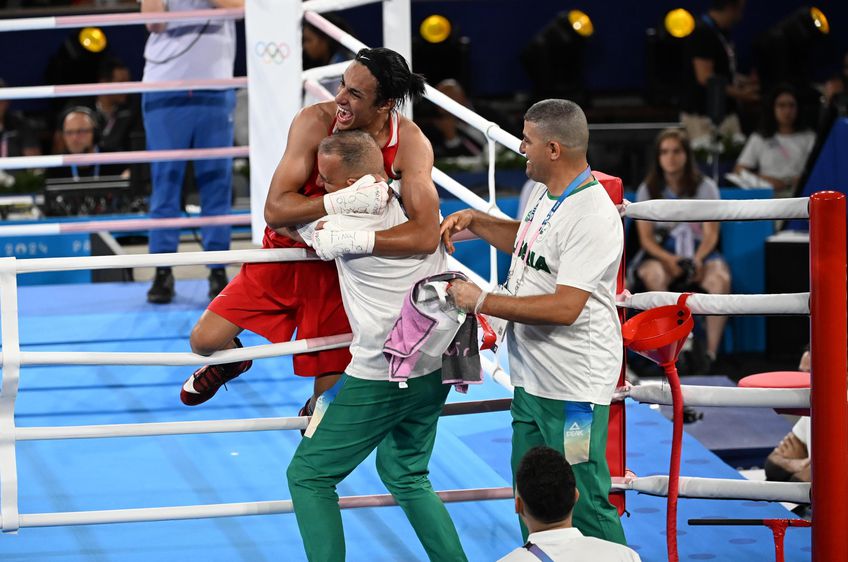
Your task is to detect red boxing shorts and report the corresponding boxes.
[208,260,352,377]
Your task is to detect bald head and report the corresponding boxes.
[524,99,589,153]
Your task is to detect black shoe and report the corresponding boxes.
[147,268,174,304]
[682,405,704,424]
[208,268,228,299]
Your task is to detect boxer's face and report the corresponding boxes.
[335,62,385,131]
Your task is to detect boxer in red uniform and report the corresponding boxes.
[180,48,441,417]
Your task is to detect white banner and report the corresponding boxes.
[246,0,303,244]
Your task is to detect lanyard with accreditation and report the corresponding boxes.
[480,166,593,351]
[504,165,593,294]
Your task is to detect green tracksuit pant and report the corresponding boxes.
[511,386,627,545]
[287,370,467,562]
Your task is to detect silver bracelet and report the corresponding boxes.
[473,290,489,315]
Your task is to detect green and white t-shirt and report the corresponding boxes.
[505,179,624,404]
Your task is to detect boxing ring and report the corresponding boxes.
[0,1,844,561]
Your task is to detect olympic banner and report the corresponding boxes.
[245,0,302,244]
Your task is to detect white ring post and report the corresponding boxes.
[0,258,21,532]
[246,0,303,244]
[382,0,411,118]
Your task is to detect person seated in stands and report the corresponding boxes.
[631,128,731,370]
[0,77,42,188]
[734,84,815,198]
[418,79,486,159]
[765,348,811,484]
[499,446,641,562]
[47,107,124,180]
[302,13,354,70]
[0,78,41,159]
[93,58,142,155]
[302,12,354,95]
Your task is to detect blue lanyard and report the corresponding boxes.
[524,542,555,562]
[505,165,592,292]
[69,147,101,181]
[513,165,592,261]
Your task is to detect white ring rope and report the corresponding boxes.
[14,247,313,274]
[3,487,513,530]
[624,197,810,222]
[619,291,810,316]
[303,0,384,13]
[303,79,336,104]
[616,384,810,410]
[0,146,248,171]
[0,78,246,102]
[612,476,810,504]
[3,333,351,367]
[0,8,244,33]
[480,353,514,393]
[16,398,514,442]
[0,214,250,237]
[2,475,809,531]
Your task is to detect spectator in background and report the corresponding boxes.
[681,0,758,144]
[0,78,42,189]
[419,79,486,160]
[498,447,641,562]
[0,79,41,159]
[632,129,731,369]
[47,107,124,180]
[94,58,141,154]
[141,0,242,304]
[302,13,354,70]
[734,85,815,197]
[302,13,355,97]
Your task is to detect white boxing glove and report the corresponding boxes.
[312,224,376,261]
[323,174,390,216]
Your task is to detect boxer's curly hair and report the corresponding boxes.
[354,47,426,109]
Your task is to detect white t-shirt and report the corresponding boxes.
[322,197,447,381]
[736,131,816,189]
[498,528,641,562]
[143,0,237,82]
[506,180,624,404]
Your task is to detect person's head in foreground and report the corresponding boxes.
[515,446,578,531]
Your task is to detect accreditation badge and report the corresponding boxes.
[563,402,593,465]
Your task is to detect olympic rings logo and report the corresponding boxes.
[254,41,290,64]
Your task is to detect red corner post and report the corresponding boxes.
[809,191,848,562]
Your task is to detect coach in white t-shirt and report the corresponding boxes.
[442,99,626,545]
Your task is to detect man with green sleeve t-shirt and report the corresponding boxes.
[441,99,626,545]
